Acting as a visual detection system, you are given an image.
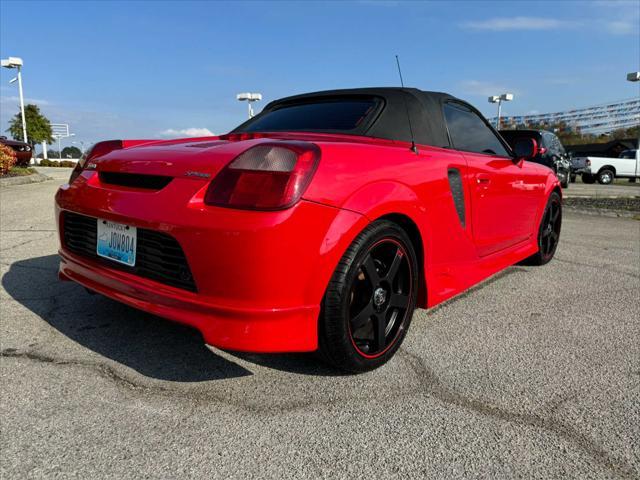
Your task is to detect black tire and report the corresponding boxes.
[570,173,577,183]
[560,173,569,189]
[582,173,596,184]
[319,220,419,373]
[597,169,614,185]
[522,191,562,266]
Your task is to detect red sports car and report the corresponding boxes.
[55,88,561,372]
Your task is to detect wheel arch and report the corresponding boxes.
[598,165,616,175]
[376,213,427,308]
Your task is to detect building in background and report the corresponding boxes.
[493,98,640,135]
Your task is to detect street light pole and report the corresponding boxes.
[16,66,27,145]
[1,57,28,145]
[627,72,640,149]
[488,93,514,129]
[237,92,263,119]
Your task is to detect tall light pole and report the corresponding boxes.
[237,92,262,118]
[1,57,28,145]
[627,72,639,149]
[488,93,514,129]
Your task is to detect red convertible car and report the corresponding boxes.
[55,88,561,372]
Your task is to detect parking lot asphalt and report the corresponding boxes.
[1,174,639,479]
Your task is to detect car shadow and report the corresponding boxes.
[1,255,259,382]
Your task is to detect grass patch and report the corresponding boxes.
[6,167,37,177]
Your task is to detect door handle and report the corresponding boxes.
[476,174,491,186]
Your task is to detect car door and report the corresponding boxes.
[617,150,636,176]
[443,101,540,257]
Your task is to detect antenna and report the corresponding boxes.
[395,55,418,154]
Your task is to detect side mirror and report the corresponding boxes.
[513,138,538,162]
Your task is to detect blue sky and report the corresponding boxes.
[1,0,639,148]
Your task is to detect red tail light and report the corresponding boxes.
[204,142,320,210]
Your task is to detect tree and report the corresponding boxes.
[6,104,53,153]
[61,146,82,158]
[38,150,59,159]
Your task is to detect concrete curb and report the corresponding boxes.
[564,206,640,220]
[0,173,52,187]
[563,195,640,199]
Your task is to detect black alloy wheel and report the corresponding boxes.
[348,238,412,357]
[522,191,562,266]
[319,220,418,372]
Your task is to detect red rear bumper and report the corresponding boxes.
[55,172,365,352]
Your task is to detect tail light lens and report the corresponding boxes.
[68,140,123,184]
[204,143,320,210]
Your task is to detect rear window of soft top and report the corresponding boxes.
[238,98,379,133]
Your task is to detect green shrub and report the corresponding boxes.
[38,159,76,168]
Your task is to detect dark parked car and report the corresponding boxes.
[0,136,31,166]
[500,129,571,188]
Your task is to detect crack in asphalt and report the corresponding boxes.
[3,338,640,480]
[3,344,637,480]
[0,234,55,253]
[397,348,637,480]
[0,349,144,392]
[0,348,341,415]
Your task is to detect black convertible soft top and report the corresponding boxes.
[233,87,472,148]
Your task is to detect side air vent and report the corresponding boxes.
[447,168,466,227]
[98,172,172,190]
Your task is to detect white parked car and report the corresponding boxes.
[579,149,639,184]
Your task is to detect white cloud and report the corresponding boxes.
[461,16,572,31]
[605,19,638,35]
[458,80,517,97]
[158,127,215,138]
[1,95,51,105]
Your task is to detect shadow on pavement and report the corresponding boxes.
[2,255,258,382]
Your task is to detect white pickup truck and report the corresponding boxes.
[575,149,640,184]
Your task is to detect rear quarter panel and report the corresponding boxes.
[304,142,480,307]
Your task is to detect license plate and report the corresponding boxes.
[97,219,137,266]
